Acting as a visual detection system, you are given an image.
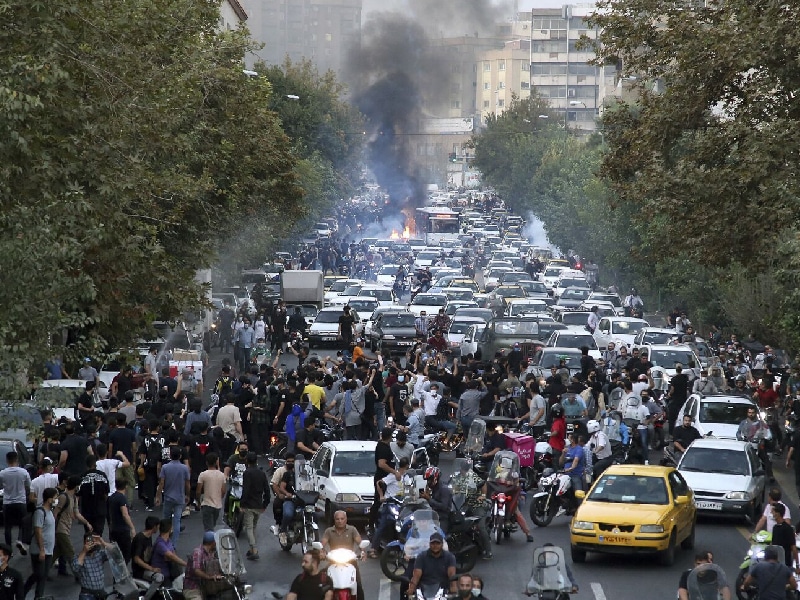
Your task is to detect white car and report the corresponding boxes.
[554,274,589,300]
[347,297,380,324]
[315,222,332,237]
[407,293,448,317]
[376,264,401,287]
[677,438,766,522]
[36,379,110,420]
[506,298,549,317]
[587,292,624,316]
[308,441,425,521]
[645,344,703,385]
[541,266,569,292]
[308,307,361,348]
[592,317,650,349]
[413,250,441,270]
[676,394,759,439]
[460,323,487,357]
[324,279,364,306]
[330,283,365,307]
[357,285,396,309]
[545,331,602,359]
[447,317,486,353]
[483,268,512,290]
[632,327,682,347]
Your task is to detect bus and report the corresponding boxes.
[415,206,461,246]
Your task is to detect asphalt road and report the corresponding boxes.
[10,345,787,600]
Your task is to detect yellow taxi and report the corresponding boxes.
[547,258,572,269]
[569,464,696,566]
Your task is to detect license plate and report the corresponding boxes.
[322,337,337,342]
[598,535,627,543]
[397,341,412,346]
[695,501,723,510]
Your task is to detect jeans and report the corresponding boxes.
[637,428,648,459]
[3,503,26,545]
[163,499,184,546]
[242,508,261,549]
[281,499,296,532]
[239,347,252,372]
[467,505,491,554]
[24,553,53,599]
[374,402,386,437]
[570,475,585,494]
[425,416,456,433]
[201,505,220,532]
[370,503,393,549]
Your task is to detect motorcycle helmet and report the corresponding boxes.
[587,420,600,434]
[550,403,564,418]
[424,466,441,487]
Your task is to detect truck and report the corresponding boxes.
[281,270,324,310]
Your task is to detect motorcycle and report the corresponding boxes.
[279,458,320,553]
[524,545,575,600]
[418,432,442,467]
[380,508,447,582]
[487,451,523,544]
[225,474,245,537]
[735,530,784,600]
[313,540,371,600]
[106,540,182,600]
[445,494,482,574]
[209,528,254,600]
[529,469,574,528]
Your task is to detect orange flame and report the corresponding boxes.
[390,230,400,240]
[402,226,411,239]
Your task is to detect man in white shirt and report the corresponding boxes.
[421,383,457,440]
[370,458,411,550]
[216,395,243,442]
[632,373,651,397]
[95,444,129,496]
[635,402,652,463]
[753,488,792,534]
[587,306,600,334]
[30,458,59,506]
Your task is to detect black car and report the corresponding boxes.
[555,286,592,310]
[369,311,418,354]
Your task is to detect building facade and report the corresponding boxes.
[240,0,361,77]
[219,0,248,31]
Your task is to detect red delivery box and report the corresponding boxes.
[503,432,534,468]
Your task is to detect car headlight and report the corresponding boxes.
[335,493,362,503]
[383,334,395,339]
[639,525,664,533]
[572,521,594,530]
[725,491,751,500]
[243,584,253,595]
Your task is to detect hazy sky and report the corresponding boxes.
[363,0,570,17]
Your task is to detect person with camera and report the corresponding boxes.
[72,533,114,600]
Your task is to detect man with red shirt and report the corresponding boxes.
[754,381,779,409]
[427,331,448,353]
[549,403,567,466]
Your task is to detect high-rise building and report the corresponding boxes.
[475,39,533,121]
[240,0,362,77]
[219,0,248,31]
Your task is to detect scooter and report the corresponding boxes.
[735,530,779,600]
[313,540,371,600]
[280,458,321,553]
[211,528,254,600]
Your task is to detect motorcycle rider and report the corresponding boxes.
[287,307,307,336]
[548,404,567,467]
[287,549,333,600]
[321,511,366,600]
[587,420,613,480]
[737,406,774,480]
[278,454,304,547]
[406,532,456,598]
[740,547,797,599]
[420,467,453,534]
[561,433,587,497]
[369,457,410,555]
[450,459,492,560]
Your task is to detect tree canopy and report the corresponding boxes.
[0,0,307,388]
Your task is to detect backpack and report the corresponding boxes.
[622,395,642,427]
[21,507,46,545]
[144,434,164,467]
[216,376,234,399]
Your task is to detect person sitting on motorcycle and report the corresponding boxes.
[287,306,307,335]
[369,457,410,557]
[450,460,492,560]
[321,511,366,600]
[278,454,304,547]
[587,420,613,481]
[407,532,457,599]
[671,415,701,460]
[420,467,453,534]
[738,405,774,480]
[287,548,333,600]
[548,403,567,466]
[561,433,588,498]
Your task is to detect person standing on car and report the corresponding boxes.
[241,452,269,561]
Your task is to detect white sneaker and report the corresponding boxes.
[15,541,28,556]
[279,532,288,546]
[270,525,279,536]
[555,507,567,518]
[644,460,649,465]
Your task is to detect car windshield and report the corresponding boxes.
[502,272,527,283]
[379,265,398,275]
[343,285,363,296]
[360,289,392,301]
[488,269,510,278]
[559,279,588,289]
[561,288,590,300]
[329,281,351,292]
[510,302,547,316]
[561,313,589,326]
[611,321,647,334]
[291,306,318,317]
[332,451,376,476]
[544,268,564,277]
[520,281,547,294]
[699,401,753,424]
[649,349,697,368]
[680,448,750,475]
[418,251,439,261]
[316,311,345,324]
[492,320,540,336]
[591,294,622,307]
[642,331,674,344]
[446,280,479,292]
[538,351,582,368]
[554,334,597,349]
[455,309,493,323]
[495,286,525,298]
[411,295,446,306]
[380,313,416,328]
[449,322,477,334]
[349,300,377,313]
[444,290,474,301]
[588,474,669,505]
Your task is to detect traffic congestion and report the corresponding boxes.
[9,187,800,600]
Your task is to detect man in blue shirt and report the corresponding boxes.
[238,319,256,373]
[155,446,190,546]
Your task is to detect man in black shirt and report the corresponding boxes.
[59,424,92,478]
[386,375,410,425]
[78,455,110,534]
[667,366,690,437]
[369,429,397,529]
[241,453,269,561]
[287,549,332,600]
[296,421,319,460]
[672,415,702,457]
[131,516,162,590]
[770,503,799,568]
[0,542,24,600]
[108,480,135,563]
[337,306,356,349]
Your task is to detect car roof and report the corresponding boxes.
[602,464,674,477]
[646,344,696,351]
[685,438,750,451]
[697,394,755,405]
[319,306,350,313]
[452,316,486,324]
[322,441,378,452]
[603,317,649,323]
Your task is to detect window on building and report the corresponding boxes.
[484,82,490,90]
[532,64,568,76]
[522,62,530,71]
[451,100,461,109]
[498,99,505,107]
[484,62,491,71]
[499,82,505,89]
[535,86,567,99]
[499,61,506,70]
[325,33,332,42]
[521,82,530,89]
[483,100,490,108]
[532,41,567,53]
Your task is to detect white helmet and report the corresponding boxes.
[587,420,601,434]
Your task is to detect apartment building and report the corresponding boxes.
[220,0,247,30]
[241,0,362,77]
[475,39,533,120]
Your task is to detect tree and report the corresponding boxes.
[0,0,305,391]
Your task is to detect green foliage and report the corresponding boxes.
[0,0,306,390]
